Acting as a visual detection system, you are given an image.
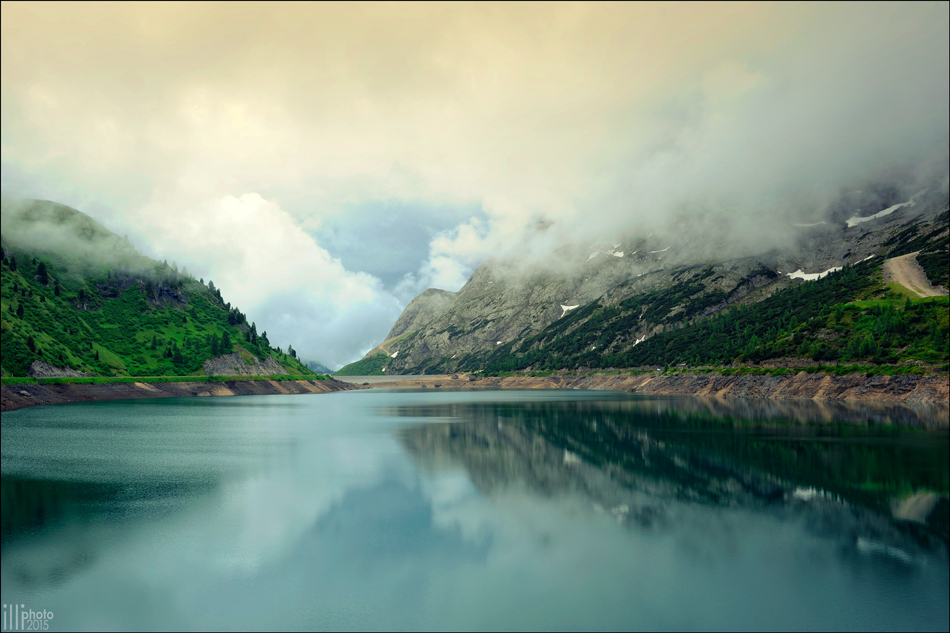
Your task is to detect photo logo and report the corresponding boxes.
[2,604,54,631]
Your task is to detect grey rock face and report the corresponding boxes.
[203,352,288,376]
[27,360,90,378]
[371,189,948,374]
[386,288,458,340]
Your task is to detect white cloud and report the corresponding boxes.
[137,192,395,366]
[2,3,948,364]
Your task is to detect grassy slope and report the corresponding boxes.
[479,257,948,372]
[333,351,391,376]
[466,216,949,374]
[334,331,418,375]
[1,247,315,379]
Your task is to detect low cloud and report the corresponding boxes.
[138,192,398,368]
[2,3,947,364]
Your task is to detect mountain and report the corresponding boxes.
[341,186,949,375]
[334,288,457,376]
[306,360,335,374]
[1,198,315,378]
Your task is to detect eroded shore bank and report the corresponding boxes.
[347,371,950,409]
[1,377,358,412]
[3,372,948,421]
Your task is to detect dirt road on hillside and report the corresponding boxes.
[884,251,945,298]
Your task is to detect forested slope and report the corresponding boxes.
[1,199,313,378]
[480,256,948,373]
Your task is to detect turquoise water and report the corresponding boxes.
[1,390,948,631]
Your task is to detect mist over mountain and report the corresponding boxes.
[2,3,947,367]
[1,198,317,378]
[340,181,949,376]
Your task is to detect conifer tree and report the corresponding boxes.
[221,331,231,351]
[9,255,16,271]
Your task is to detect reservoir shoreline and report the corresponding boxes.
[342,371,950,410]
[2,371,947,416]
[0,377,359,412]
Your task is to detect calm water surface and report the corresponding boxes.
[1,390,948,631]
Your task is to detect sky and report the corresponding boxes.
[2,2,948,368]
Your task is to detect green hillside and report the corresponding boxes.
[1,200,314,378]
[480,257,948,373]
[334,351,391,376]
[467,213,949,374]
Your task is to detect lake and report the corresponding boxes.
[1,389,948,631]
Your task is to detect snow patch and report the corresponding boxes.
[649,247,670,253]
[846,189,927,227]
[496,341,502,345]
[390,351,398,358]
[589,247,623,259]
[793,221,827,228]
[786,266,842,281]
[633,335,646,346]
[560,304,579,317]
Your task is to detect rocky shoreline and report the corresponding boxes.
[1,378,358,412]
[350,370,950,408]
[3,371,948,421]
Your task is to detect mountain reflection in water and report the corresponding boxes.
[1,391,947,630]
[394,396,949,550]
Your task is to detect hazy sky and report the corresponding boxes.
[2,2,948,367]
